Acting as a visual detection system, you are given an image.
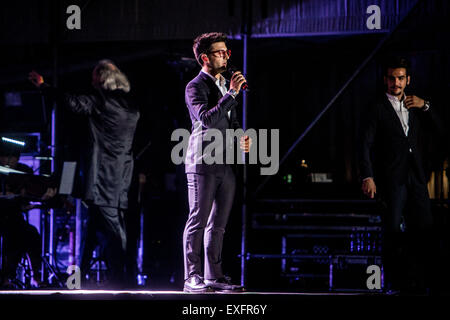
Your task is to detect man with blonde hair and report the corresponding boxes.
[29,60,139,288]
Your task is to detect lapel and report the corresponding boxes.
[198,71,222,99]
[381,94,408,137]
[408,107,416,137]
[198,71,232,124]
[224,79,233,123]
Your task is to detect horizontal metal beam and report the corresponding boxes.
[251,225,382,231]
[255,199,378,204]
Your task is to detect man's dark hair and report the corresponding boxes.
[383,56,410,76]
[193,32,228,66]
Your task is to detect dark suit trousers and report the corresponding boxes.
[81,205,127,287]
[183,165,236,280]
[381,165,434,290]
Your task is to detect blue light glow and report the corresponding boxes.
[1,137,25,146]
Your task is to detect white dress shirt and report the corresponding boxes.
[386,92,409,136]
[386,92,413,154]
[201,70,231,119]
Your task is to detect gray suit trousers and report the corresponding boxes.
[183,165,236,280]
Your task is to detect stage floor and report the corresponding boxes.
[0,288,383,299]
[0,289,434,318]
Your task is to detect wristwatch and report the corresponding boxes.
[228,89,238,99]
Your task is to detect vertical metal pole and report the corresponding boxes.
[48,44,58,275]
[240,0,250,287]
[137,208,145,285]
[40,210,46,282]
[329,256,333,291]
[281,236,286,273]
[137,176,146,285]
[75,199,82,267]
[240,33,248,287]
[47,0,59,279]
[49,111,56,267]
[69,231,74,266]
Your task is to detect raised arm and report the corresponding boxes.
[29,70,95,115]
[185,81,237,128]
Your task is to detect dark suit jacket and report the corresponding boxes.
[360,93,439,188]
[185,71,240,174]
[41,84,140,208]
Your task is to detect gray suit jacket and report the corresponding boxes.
[184,71,240,174]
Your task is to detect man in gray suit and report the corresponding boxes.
[183,32,250,292]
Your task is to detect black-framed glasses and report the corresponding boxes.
[207,49,231,58]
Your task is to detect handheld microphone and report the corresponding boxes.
[227,65,249,91]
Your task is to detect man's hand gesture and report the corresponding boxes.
[405,95,425,109]
[362,177,376,199]
[28,70,44,88]
[239,135,252,153]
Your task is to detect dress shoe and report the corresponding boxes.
[184,275,213,293]
[204,276,244,292]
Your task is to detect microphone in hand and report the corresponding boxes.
[227,65,249,91]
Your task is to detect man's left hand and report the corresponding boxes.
[240,136,252,153]
[405,95,425,109]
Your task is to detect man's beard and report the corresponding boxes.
[209,61,227,74]
[217,65,227,73]
[389,87,403,96]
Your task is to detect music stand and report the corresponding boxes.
[58,162,77,196]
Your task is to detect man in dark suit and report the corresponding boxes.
[29,60,140,288]
[183,32,250,292]
[360,56,440,294]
